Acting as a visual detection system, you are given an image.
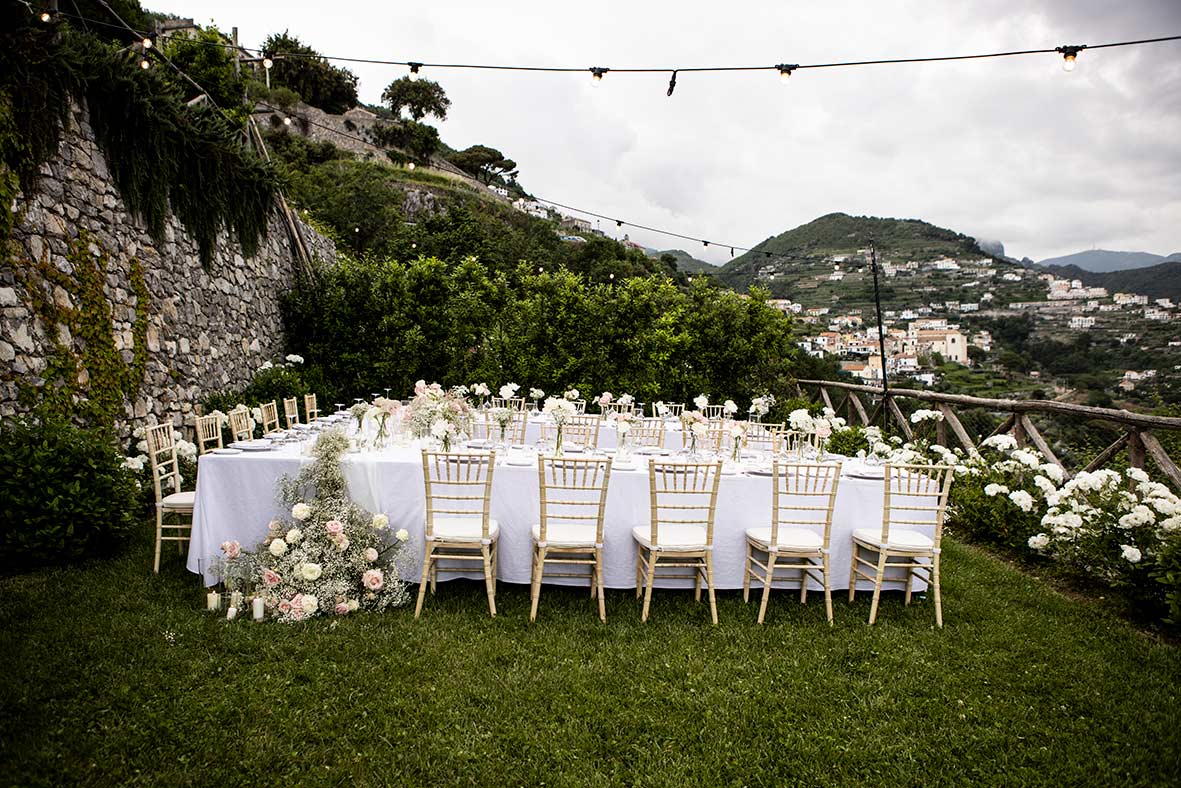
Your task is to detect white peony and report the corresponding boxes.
[723,399,738,416]
[1008,490,1035,513]
[298,562,322,581]
[529,388,545,400]
[693,394,709,410]
[292,503,311,521]
[788,409,814,433]
[396,528,410,542]
[1120,544,1142,563]
[300,594,319,614]
[268,538,288,556]
[371,513,389,529]
[984,483,1009,497]
[286,528,303,544]
[499,383,520,399]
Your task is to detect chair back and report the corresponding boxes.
[421,450,496,541]
[773,429,808,456]
[571,399,587,414]
[601,401,636,416]
[700,422,728,453]
[880,463,954,548]
[260,401,281,434]
[651,402,684,418]
[283,397,300,428]
[536,456,612,545]
[195,414,223,454]
[472,410,527,443]
[628,418,667,448]
[490,396,527,412]
[701,404,725,421]
[228,408,253,442]
[544,414,602,448]
[744,422,785,453]
[646,460,722,548]
[304,393,320,422]
[145,423,182,504]
[771,462,842,548]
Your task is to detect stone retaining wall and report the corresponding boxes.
[0,102,335,438]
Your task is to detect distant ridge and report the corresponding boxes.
[647,248,717,274]
[1034,260,1181,302]
[1035,249,1173,273]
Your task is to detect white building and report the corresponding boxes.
[1069,315,1096,330]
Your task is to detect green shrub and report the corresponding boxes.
[826,425,870,456]
[0,416,139,571]
[202,362,317,431]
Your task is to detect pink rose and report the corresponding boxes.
[267,519,283,535]
[415,380,427,395]
[335,602,350,616]
[220,540,241,559]
[815,422,832,439]
[362,569,384,591]
[364,547,379,562]
[325,519,344,536]
[277,598,293,615]
[262,569,281,588]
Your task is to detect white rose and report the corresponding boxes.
[617,421,631,435]
[1028,534,1049,551]
[299,562,322,581]
[364,547,379,562]
[336,538,350,552]
[430,420,449,439]
[286,528,303,544]
[371,514,389,529]
[693,394,709,410]
[347,599,360,612]
[268,538,287,556]
[292,503,311,521]
[300,595,319,614]
[1008,490,1034,513]
[396,528,409,542]
[1120,544,1142,563]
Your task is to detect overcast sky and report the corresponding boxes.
[170,0,1180,264]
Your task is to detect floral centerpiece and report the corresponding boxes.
[543,396,577,453]
[723,399,739,419]
[693,394,709,411]
[251,429,411,622]
[596,391,614,410]
[614,410,639,458]
[372,397,401,446]
[489,406,514,445]
[729,421,747,462]
[619,393,635,410]
[499,383,520,402]
[564,388,580,402]
[529,388,545,411]
[681,409,708,456]
[349,402,370,434]
[471,382,491,408]
[407,381,472,451]
[749,393,776,421]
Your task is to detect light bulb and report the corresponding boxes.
[140,58,150,69]
[283,116,292,126]
[408,63,421,81]
[262,57,273,70]
[407,161,415,170]
[1062,53,1077,72]
[142,37,153,49]
[39,11,51,22]
[777,64,797,84]
[590,67,607,87]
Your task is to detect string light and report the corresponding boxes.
[142,36,152,50]
[140,58,150,69]
[262,57,273,69]
[407,161,415,170]
[408,62,422,81]
[39,10,51,22]
[777,63,798,83]
[1056,44,1086,71]
[283,116,292,125]
[590,67,608,86]
[666,70,677,97]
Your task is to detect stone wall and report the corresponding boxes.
[0,102,336,438]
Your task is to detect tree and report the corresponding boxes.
[262,32,358,114]
[162,27,244,110]
[368,120,441,161]
[447,145,518,185]
[380,77,451,121]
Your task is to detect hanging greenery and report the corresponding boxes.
[0,5,275,267]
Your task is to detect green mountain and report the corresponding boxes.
[1036,249,1177,273]
[647,249,718,275]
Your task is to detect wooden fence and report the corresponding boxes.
[795,378,1181,488]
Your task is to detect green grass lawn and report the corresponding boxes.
[2,531,1179,787]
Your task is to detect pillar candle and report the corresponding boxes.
[252,596,266,621]
[229,590,243,609]
[226,606,238,620]
[206,590,220,611]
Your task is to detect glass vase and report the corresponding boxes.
[555,424,565,456]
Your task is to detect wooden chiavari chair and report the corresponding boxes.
[541,414,602,449]
[146,423,194,573]
[283,397,300,429]
[489,396,526,411]
[701,404,725,421]
[699,422,729,454]
[416,450,499,618]
[772,429,809,457]
[304,393,320,422]
[194,413,223,455]
[228,407,253,443]
[633,460,723,624]
[571,399,588,414]
[743,422,786,455]
[744,462,842,624]
[850,463,954,627]
[651,402,684,418]
[259,401,281,434]
[627,418,667,449]
[470,410,527,444]
[531,456,613,622]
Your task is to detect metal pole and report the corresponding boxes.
[869,240,890,429]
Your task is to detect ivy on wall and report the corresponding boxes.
[13,232,150,429]
[0,5,275,267]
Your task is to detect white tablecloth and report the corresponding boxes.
[188,439,925,593]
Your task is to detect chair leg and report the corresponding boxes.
[414,546,432,619]
[430,558,438,594]
[641,550,657,623]
[848,543,859,602]
[529,546,544,623]
[757,553,776,624]
[482,544,497,618]
[823,555,833,626]
[904,566,914,606]
[932,555,943,628]
[705,554,718,626]
[742,541,752,603]
[596,551,606,623]
[868,550,888,625]
[153,509,163,574]
[635,552,643,598]
[800,564,808,605]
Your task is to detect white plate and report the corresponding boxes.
[211,447,242,455]
[746,467,774,477]
[506,458,534,467]
[239,440,273,452]
[846,469,885,480]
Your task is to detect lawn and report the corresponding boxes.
[1,531,1179,786]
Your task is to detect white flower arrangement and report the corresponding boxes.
[285,354,304,364]
[618,393,635,407]
[749,394,776,418]
[251,430,411,622]
[499,383,520,399]
[543,397,577,425]
[910,409,944,424]
[471,382,491,398]
[693,394,709,410]
[407,382,472,442]
[788,408,815,434]
[723,399,738,417]
[564,388,580,401]
[529,388,545,401]
[597,391,614,407]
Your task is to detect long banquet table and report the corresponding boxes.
[188,422,927,594]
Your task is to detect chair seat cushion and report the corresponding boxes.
[746,526,823,551]
[431,516,499,543]
[853,527,934,552]
[632,524,708,551]
[159,490,195,510]
[531,522,598,548]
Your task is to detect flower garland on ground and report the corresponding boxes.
[255,429,411,622]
